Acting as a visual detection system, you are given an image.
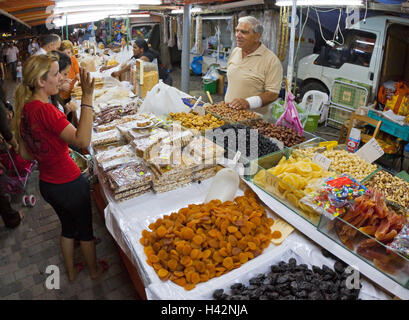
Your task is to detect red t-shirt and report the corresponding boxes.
[21,100,81,184]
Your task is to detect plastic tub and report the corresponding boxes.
[203,79,217,94]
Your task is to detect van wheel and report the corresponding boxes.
[299,82,329,101]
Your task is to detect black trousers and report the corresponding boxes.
[39,174,94,241]
[9,61,17,81]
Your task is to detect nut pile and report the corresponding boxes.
[205,102,261,122]
[168,112,224,132]
[298,148,377,181]
[364,170,409,208]
[252,120,305,147]
[212,258,360,300]
[207,124,279,161]
[139,190,274,290]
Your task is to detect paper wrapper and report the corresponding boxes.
[95,145,134,164]
[107,162,152,193]
[91,129,121,147]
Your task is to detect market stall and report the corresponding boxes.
[69,59,409,299]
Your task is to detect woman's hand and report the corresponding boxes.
[79,67,94,103]
[60,78,72,92]
[64,101,78,114]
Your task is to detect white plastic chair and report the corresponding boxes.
[300,90,329,125]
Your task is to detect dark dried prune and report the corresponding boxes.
[334,261,346,274]
[308,291,323,300]
[213,289,224,299]
[267,291,279,299]
[288,258,297,268]
[295,290,308,299]
[249,278,261,285]
[231,283,244,291]
[312,265,322,274]
[322,265,335,275]
[265,284,275,292]
[276,275,290,284]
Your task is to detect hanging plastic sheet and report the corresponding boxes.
[190,16,195,51]
[177,15,183,50]
[168,17,175,47]
[192,15,203,54]
[162,16,169,45]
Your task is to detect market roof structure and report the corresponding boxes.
[0,0,55,27]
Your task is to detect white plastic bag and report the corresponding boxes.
[138,81,191,117]
[202,64,219,81]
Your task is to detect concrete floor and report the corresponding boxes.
[0,67,341,300]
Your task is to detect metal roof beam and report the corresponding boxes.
[0,8,31,28]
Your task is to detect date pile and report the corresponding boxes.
[207,124,279,162]
[205,102,261,122]
[252,120,305,147]
[213,258,360,300]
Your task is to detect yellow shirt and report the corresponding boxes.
[225,44,283,103]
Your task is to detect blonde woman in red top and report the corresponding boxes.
[13,54,107,282]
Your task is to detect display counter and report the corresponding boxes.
[76,75,407,300]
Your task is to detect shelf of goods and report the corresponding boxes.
[246,142,409,299]
[88,99,407,300]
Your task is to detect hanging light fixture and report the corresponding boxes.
[275,0,363,6]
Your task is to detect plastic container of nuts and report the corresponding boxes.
[293,142,379,182]
[361,169,409,211]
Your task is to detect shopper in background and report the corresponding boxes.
[5,41,19,82]
[0,86,23,229]
[35,34,61,56]
[111,39,172,85]
[59,41,80,107]
[28,38,40,55]
[49,51,78,120]
[16,61,22,84]
[100,36,132,72]
[13,54,108,282]
[225,16,283,110]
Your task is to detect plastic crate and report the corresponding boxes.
[327,106,352,129]
[368,110,409,141]
[331,78,370,110]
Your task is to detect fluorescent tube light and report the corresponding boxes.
[54,0,161,7]
[53,5,140,14]
[171,7,202,14]
[53,10,128,27]
[275,0,363,6]
[110,14,151,18]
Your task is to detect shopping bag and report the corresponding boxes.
[275,91,304,135]
[138,81,191,117]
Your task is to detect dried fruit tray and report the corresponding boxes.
[128,179,297,299]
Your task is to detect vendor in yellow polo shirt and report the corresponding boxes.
[225,16,283,110]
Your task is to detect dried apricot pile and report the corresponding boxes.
[139,189,274,290]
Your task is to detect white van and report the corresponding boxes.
[296,15,409,101]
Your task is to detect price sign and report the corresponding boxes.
[313,153,332,171]
[355,138,384,163]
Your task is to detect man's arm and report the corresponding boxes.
[228,91,279,110]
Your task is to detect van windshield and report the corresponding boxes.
[315,30,376,68]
